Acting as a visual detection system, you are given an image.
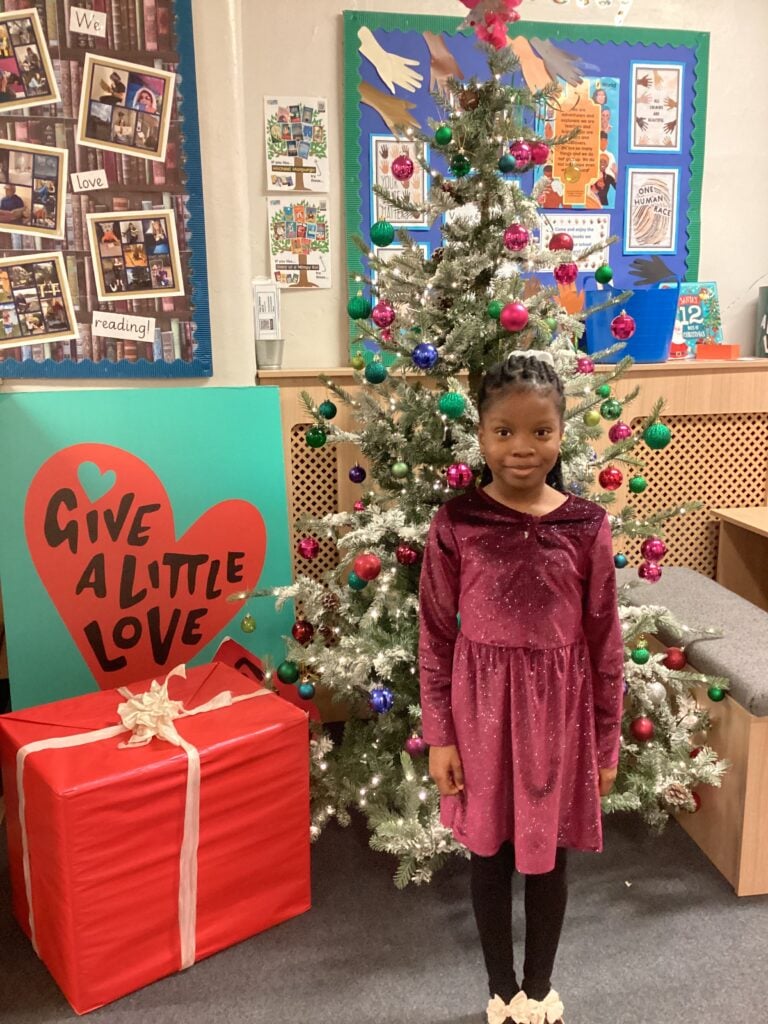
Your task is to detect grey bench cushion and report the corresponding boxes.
[616,566,768,717]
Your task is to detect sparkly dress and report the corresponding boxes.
[418,487,625,875]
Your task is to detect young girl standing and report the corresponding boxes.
[419,352,625,1024]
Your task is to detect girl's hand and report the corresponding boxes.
[598,766,618,797]
[429,744,464,796]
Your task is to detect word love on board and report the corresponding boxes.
[24,443,267,689]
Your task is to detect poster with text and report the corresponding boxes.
[264,95,329,192]
[371,134,430,228]
[538,214,611,273]
[630,62,684,152]
[0,388,294,709]
[268,196,331,288]
[625,167,679,253]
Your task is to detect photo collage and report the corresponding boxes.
[87,210,184,301]
[0,141,67,238]
[0,8,59,112]
[0,253,76,349]
[264,94,329,192]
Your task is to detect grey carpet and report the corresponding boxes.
[1,811,767,1024]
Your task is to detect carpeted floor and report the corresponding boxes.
[2,810,767,1024]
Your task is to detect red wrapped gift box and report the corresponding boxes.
[0,662,310,1014]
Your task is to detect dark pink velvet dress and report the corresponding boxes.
[418,487,625,874]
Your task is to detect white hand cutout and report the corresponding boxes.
[358,26,423,95]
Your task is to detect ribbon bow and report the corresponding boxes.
[487,991,531,1024]
[526,990,564,1024]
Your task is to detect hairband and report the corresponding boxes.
[507,349,555,367]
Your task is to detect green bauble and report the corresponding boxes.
[348,571,368,591]
[631,646,651,665]
[365,361,388,384]
[600,399,622,420]
[434,124,453,146]
[629,475,648,494]
[240,613,256,634]
[583,409,601,427]
[305,425,327,448]
[643,423,672,450]
[595,264,614,285]
[350,352,366,370]
[498,154,517,174]
[277,660,300,684]
[545,317,558,332]
[596,384,611,399]
[487,299,503,320]
[347,293,372,320]
[438,392,466,420]
[298,682,316,700]
[318,399,337,420]
[391,461,409,478]
[708,686,726,702]
[370,220,395,247]
[451,153,471,177]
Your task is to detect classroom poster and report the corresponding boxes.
[264,95,329,192]
[267,196,332,288]
[625,167,679,252]
[0,388,294,709]
[630,62,684,152]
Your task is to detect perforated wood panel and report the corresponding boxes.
[289,424,340,584]
[627,413,768,577]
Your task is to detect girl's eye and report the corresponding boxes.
[536,429,551,437]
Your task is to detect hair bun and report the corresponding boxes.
[507,349,555,368]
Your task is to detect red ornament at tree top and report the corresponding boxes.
[598,466,623,491]
[611,310,637,341]
[353,552,382,581]
[663,646,687,670]
[391,154,414,181]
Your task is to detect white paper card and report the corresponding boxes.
[71,169,109,193]
[69,6,108,37]
[92,312,156,342]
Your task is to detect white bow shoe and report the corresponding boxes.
[486,990,532,1024]
[525,989,564,1024]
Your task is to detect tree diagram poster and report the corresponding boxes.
[264,95,329,192]
[0,0,211,379]
[267,196,331,288]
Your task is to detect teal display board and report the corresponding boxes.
[0,387,293,709]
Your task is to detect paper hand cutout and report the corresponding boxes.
[423,32,464,102]
[359,80,420,135]
[627,255,676,285]
[358,26,423,94]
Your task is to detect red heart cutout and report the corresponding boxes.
[25,443,267,690]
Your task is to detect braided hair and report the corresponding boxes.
[477,353,567,493]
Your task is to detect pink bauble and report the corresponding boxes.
[530,141,550,165]
[297,537,320,560]
[598,466,623,491]
[509,139,532,168]
[608,421,633,443]
[499,301,529,332]
[395,543,420,566]
[548,232,574,252]
[611,311,637,341]
[641,536,667,561]
[553,262,579,285]
[638,560,663,583]
[446,462,474,489]
[630,716,655,742]
[354,499,366,512]
[577,356,595,374]
[353,552,382,581]
[503,223,530,251]
[371,301,396,328]
[380,327,393,342]
[404,734,428,757]
[391,154,414,181]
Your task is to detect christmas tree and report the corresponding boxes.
[246,33,729,886]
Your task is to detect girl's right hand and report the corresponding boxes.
[429,744,464,796]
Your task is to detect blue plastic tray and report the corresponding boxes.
[582,280,680,363]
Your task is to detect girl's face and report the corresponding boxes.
[478,387,564,494]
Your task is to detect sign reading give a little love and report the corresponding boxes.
[0,388,294,709]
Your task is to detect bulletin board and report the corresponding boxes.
[0,0,211,379]
[344,11,709,329]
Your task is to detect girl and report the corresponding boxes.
[419,352,625,1024]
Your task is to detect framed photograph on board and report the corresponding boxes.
[0,7,60,112]
[86,209,184,301]
[0,139,68,239]
[0,251,77,349]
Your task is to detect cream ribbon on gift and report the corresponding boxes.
[16,665,273,969]
[487,991,532,1024]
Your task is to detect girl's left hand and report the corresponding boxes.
[598,766,618,797]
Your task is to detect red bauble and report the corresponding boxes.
[638,560,663,582]
[446,462,474,489]
[610,311,637,341]
[499,301,529,332]
[503,223,530,251]
[630,716,655,742]
[608,421,633,443]
[548,232,574,252]
[292,619,315,645]
[371,300,396,328]
[641,536,667,561]
[598,466,623,491]
[577,357,595,374]
[354,499,366,512]
[553,262,579,285]
[380,327,393,342]
[404,734,428,757]
[297,537,320,560]
[689,746,702,758]
[353,552,382,581]
[691,792,702,812]
[395,543,420,566]
[663,646,687,671]
[391,154,414,181]
[509,139,532,168]
[530,141,550,165]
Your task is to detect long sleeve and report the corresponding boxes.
[418,508,461,747]
[582,514,626,769]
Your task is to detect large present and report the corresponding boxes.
[0,661,310,1014]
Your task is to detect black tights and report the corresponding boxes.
[470,842,568,1003]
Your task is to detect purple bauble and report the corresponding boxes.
[349,464,367,483]
[577,357,595,374]
[641,536,668,561]
[297,537,320,560]
[503,223,530,251]
[509,139,532,169]
[638,560,663,583]
[446,463,474,489]
[499,301,529,332]
[371,300,396,328]
[404,735,428,757]
[412,342,439,370]
[391,154,414,181]
[608,421,633,443]
[553,262,579,285]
